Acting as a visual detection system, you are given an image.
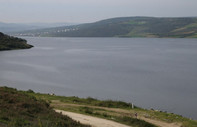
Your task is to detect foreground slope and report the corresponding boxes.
[1,87,196,127]
[30,92,197,127]
[0,87,89,127]
[0,32,33,51]
[16,17,197,38]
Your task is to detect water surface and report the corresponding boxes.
[0,37,197,119]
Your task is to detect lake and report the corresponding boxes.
[0,37,197,119]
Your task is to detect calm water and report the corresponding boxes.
[0,37,197,119]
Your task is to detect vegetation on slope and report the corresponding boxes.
[30,95,138,109]
[0,87,90,127]
[26,91,197,127]
[0,32,33,51]
[16,17,197,38]
[25,92,156,127]
[1,86,196,127]
[32,92,197,127]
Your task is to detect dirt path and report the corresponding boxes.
[52,102,181,127]
[55,109,131,127]
[140,117,181,127]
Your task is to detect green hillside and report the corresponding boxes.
[0,32,33,51]
[1,87,197,127]
[25,89,197,127]
[16,17,197,38]
[0,87,89,127]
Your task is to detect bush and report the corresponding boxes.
[0,87,90,127]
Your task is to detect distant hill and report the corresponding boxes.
[0,32,33,51]
[15,17,197,38]
[0,22,78,33]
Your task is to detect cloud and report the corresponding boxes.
[0,0,196,23]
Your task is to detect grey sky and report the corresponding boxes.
[0,0,197,23]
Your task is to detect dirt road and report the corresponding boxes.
[140,117,181,127]
[55,109,131,127]
[53,103,181,127]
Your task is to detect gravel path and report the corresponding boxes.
[55,109,131,127]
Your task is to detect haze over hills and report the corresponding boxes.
[14,17,197,38]
[0,22,79,33]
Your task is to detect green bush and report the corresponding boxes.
[0,87,90,127]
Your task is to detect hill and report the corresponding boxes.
[15,17,197,38]
[0,22,78,33]
[0,32,33,51]
[0,87,90,127]
[1,87,197,127]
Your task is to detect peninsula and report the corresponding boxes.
[0,32,33,51]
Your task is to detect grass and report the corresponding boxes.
[0,87,90,127]
[26,92,138,109]
[78,107,157,127]
[26,90,197,127]
[23,91,158,127]
[187,33,197,38]
[148,110,197,127]
[2,87,197,127]
[124,21,147,25]
[56,105,156,127]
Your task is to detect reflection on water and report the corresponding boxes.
[0,37,197,119]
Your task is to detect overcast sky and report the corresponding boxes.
[0,0,197,23]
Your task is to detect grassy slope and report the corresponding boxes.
[27,91,197,127]
[16,17,197,38]
[24,92,156,127]
[0,87,90,127]
[1,87,196,127]
[0,32,33,51]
